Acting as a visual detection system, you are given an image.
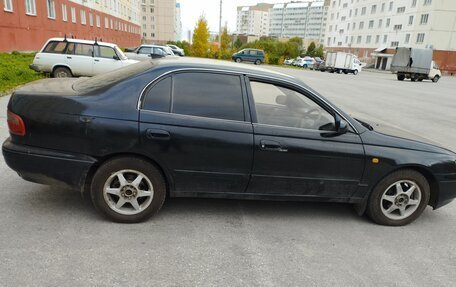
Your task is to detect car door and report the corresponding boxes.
[92,45,124,74]
[245,78,365,199]
[139,71,253,195]
[133,46,153,61]
[151,47,166,59]
[66,43,94,76]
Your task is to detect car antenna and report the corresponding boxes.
[94,37,99,45]
[63,34,68,42]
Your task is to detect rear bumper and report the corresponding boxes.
[2,138,97,191]
[29,64,41,72]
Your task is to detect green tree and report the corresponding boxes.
[191,15,210,57]
[315,44,324,59]
[288,37,303,47]
[234,37,243,49]
[219,26,232,59]
[305,42,317,57]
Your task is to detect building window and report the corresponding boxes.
[80,10,86,24]
[89,13,93,26]
[4,0,13,12]
[397,7,405,13]
[378,19,383,28]
[416,33,425,43]
[391,41,399,47]
[371,5,376,14]
[381,3,385,12]
[366,35,372,44]
[375,35,380,43]
[420,14,429,25]
[105,17,109,28]
[388,1,393,12]
[369,20,374,29]
[386,18,390,27]
[71,7,76,23]
[361,7,366,15]
[61,4,67,21]
[96,15,100,27]
[357,36,362,44]
[383,35,388,43]
[409,15,414,25]
[47,0,55,19]
[394,24,402,30]
[25,0,36,15]
[405,33,410,44]
[411,0,417,7]
[424,0,432,5]
[359,21,364,29]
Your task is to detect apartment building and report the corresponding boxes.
[175,2,182,41]
[140,0,176,44]
[235,3,273,36]
[0,0,142,52]
[269,1,328,45]
[325,0,456,73]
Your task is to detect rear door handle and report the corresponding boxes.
[146,129,170,140]
[94,59,100,62]
[260,140,288,152]
[67,56,72,59]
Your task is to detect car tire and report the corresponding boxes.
[90,157,166,223]
[397,74,405,81]
[367,169,430,226]
[235,58,242,63]
[254,59,261,65]
[52,67,72,78]
[353,70,359,75]
[343,70,348,74]
[432,75,440,83]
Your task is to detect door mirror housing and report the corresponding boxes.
[335,114,349,134]
[113,55,120,60]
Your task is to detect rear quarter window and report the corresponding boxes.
[43,41,67,54]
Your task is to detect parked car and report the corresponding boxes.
[232,49,265,65]
[167,44,185,56]
[391,47,441,82]
[29,37,138,78]
[283,58,294,65]
[124,45,169,61]
[293,57,316,69]
[292,57,302,66]
[325,52,362,75]
[4,60,456,225]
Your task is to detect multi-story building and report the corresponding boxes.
[175,2,182,41]
[325,0,456,73]
[235,3,273,36]
[0,0,141,52]
[140,0,176,44]
[269,1,328,45]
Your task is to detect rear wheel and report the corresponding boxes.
[52,67,72,78]
[397,74,405,81]
[254,59,261,65]
[353,69,359,75]
[235,58,242,63]
[432,75,440,83]
[367,169,430,226]
[91,157,166,223]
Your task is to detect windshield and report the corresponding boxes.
[73,61,154,93]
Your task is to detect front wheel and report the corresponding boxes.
[432,75,440,83]
[91,157,166,223]
[235,58,242,63]
[397,74,405,81]
[367,169,430,226]
[353,69,359,75]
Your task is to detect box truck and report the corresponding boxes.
[390,47,441,82]
[325,52,362,75]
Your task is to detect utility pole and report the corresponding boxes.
[219,0,222,50]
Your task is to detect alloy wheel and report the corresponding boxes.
[380,180,421,220]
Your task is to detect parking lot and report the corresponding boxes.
[0,67,455,286]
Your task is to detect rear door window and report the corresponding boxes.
[43,41,67,54]
[138,47,152,54]
[172,73,245,121]
[143,77,171,112]
[95,46,117,59]
[75,43,94,57]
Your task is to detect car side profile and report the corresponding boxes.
[124,45,170,61]
[3,60,456,225]
[232,49,265,65]
[30,37,138,77]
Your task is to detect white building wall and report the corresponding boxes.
[325,0,456,50]
[236,4,272,36]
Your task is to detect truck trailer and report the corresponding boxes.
[325,52,362,75]
[390,47,441,82]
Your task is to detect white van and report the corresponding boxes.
[30,38,138,77]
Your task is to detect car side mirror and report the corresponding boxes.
[335,114,348,134]
[276,95,287,105]
[113,55,120,60]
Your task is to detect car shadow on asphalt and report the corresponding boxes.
[24,185,369,224]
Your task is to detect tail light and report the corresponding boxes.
[7,111,26,136]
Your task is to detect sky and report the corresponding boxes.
[178,0,287,41]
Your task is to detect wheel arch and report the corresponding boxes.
[52,64,73,76]
[83,152,172,197]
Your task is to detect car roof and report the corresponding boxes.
[47,37,117,47]
[153,58,293,81]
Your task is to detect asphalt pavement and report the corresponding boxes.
[0,68,455,286]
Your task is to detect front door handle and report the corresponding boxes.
[145,129,170,140]
[260,140,288,152]
[67,56,72,59]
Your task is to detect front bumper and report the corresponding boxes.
[2,138,97,191]
[434,174,456,209]
[29,64,41,72]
